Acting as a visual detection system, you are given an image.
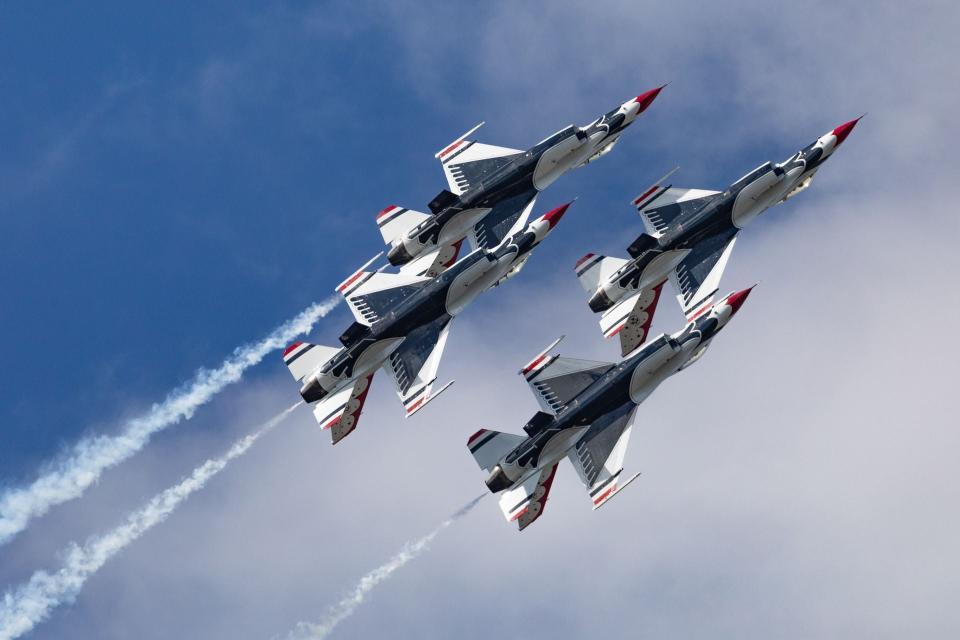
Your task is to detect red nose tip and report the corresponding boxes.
[831,116,863,146]
[542,201,573,229]
[724,286,755,316]
[633,84,666,113]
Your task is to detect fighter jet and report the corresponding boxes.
[576,118,860,357]
[468,286,753,531]
[283,203,572,444]
[376,87,665,278]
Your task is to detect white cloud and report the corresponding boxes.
[4,2,959,638]
[0,298,338,548]
[0,403,299,640]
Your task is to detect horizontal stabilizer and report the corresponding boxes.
[283,342,340,382]
[574,253,628,294]
[376,206,431,245]
[311,374,374,445]
[467,429,525,473]
[598,282,665,357]
[598,280,665,356]
[497,463,558,531]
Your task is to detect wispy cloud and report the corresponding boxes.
[0,297,339,547]
[0,402,299,640]
[283,495,485,640]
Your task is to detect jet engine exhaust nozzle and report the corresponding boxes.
[485,465,513,493]
[588,289,614,313]
[387,243,412,266]
[299,378,328,404]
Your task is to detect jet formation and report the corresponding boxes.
[471,117,860,530]
[284,91,664,443]
[380,87,664,275]
[283,86,858,530]
[576,118,861,356]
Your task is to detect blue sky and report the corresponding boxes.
[2,2,959,639]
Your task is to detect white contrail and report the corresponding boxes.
[284,494,485,640]
[0,402,300,640]
[0,297,339,547]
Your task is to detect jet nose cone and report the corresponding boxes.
[633,84,667,113]
[542,201,573,229]
[724,285,756,316]
[831,116,863,146]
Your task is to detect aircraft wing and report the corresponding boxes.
[598,281,666,357]
[382,316,455,417]
[632,170,721,237]
[311,374,375,445]
[567,402,641,509]
[436,122,524,195]
[669,228,739,321]
[468,190,538,251]
[497,462,559,531]
[337,263,431,326]
[520,337,615,415]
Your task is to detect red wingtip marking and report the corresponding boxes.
[522,354,546,375]
[337,270,364,292]
[575,253,595,268]
[283,342,303,357]
[593,484,617,505]
[633,85,665,112]
[439,139,465,158]
[633,184,660,206]
[509,506,529,522]
[406,397,425,414]
[468,429,487,445]
[831,116,862,146]
[377,205,397,220]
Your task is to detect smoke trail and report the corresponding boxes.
[0,403,300,640]
[284,494,485,640]
[0,297,339,547]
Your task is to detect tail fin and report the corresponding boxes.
[376,205,431,245]
[467,429,525,472]
[283,342,340,383]
[575,253,628,294]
